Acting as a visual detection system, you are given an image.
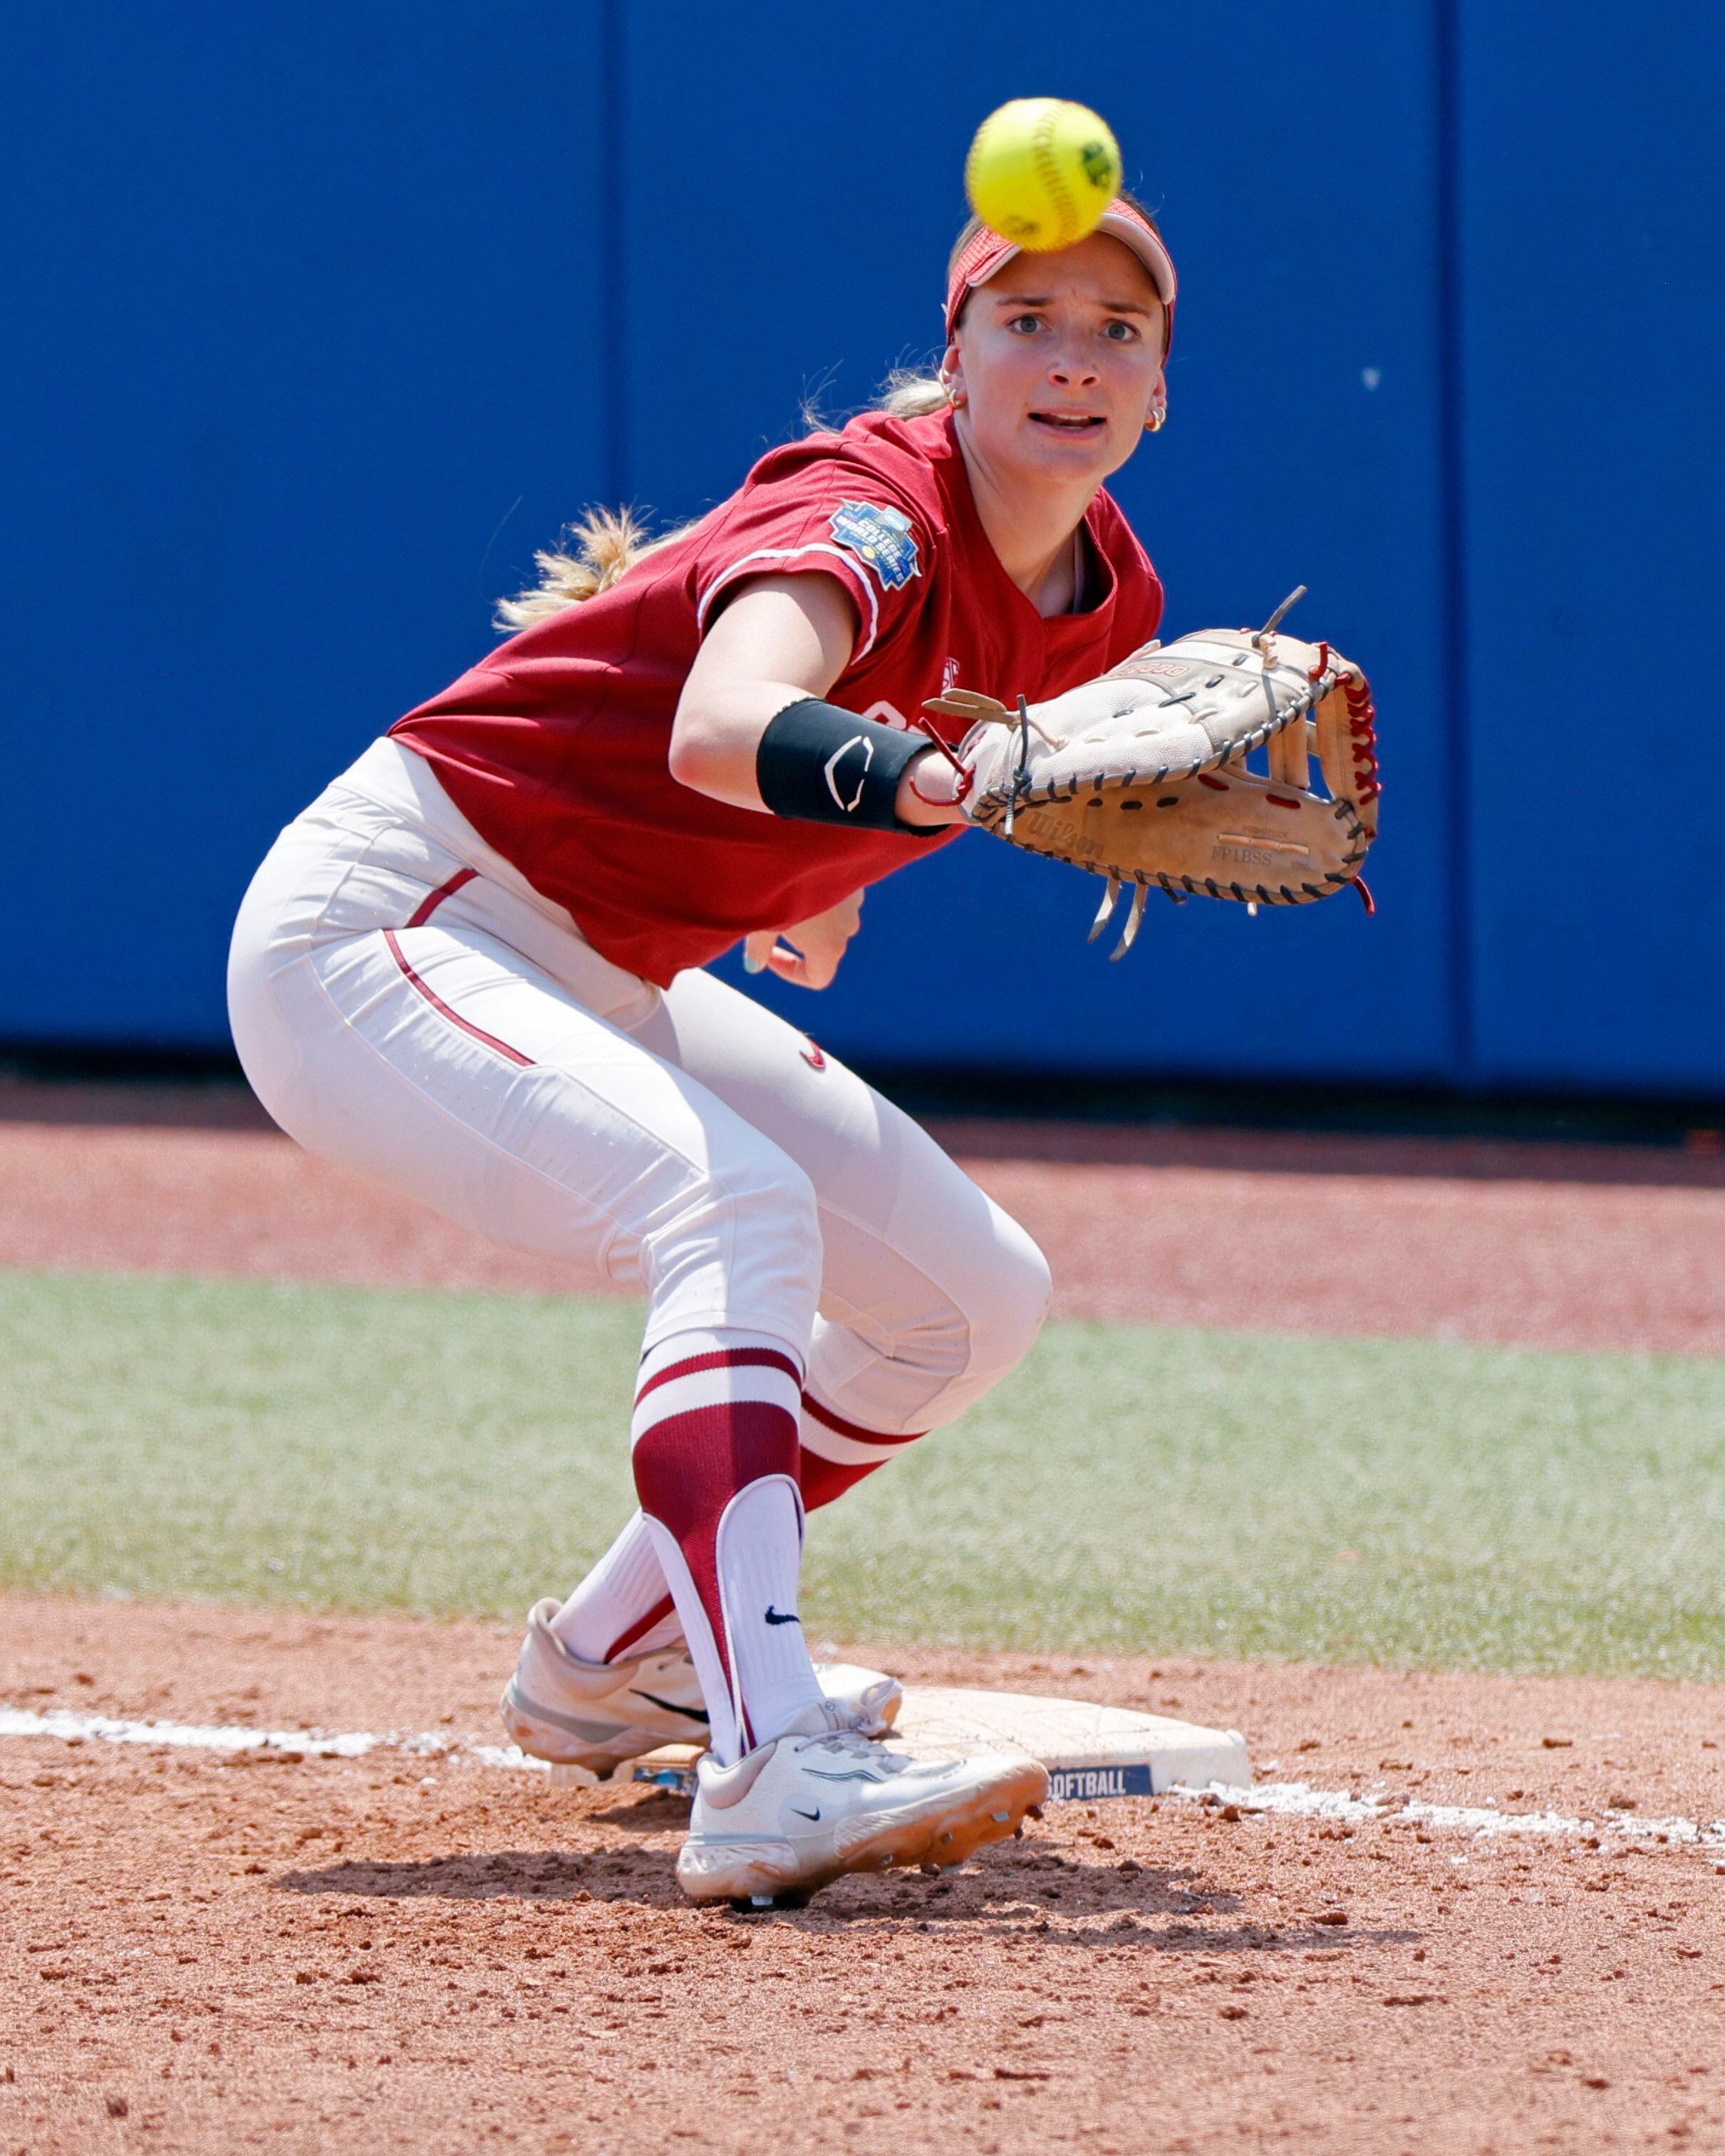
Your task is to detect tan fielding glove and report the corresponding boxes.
[922,594,1380,958]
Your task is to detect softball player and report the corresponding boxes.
[229,197,1176,1904]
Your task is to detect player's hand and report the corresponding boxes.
[743,890,864,990]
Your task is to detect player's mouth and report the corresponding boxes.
[1028,410,1108,435]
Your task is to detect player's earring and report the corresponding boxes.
[938,367,968,410]
[1144,406,1167,433]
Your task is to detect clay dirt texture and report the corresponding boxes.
[4,1598,1725,2155]
[3,1086,1725,2152]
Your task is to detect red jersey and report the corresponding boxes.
[391,409,1163,986]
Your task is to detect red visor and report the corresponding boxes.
[943,197,1177,354]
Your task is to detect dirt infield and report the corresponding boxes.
[5,1079,1725,1352]
[7,1084,1725,2148]
[4,1595,1725,2155]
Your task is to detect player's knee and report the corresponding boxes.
[972,1213,1052,1380]
[893,1215,1049,1429]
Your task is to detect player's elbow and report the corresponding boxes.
[668,687,778,811]
[666,704,724,794]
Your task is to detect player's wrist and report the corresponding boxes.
[896,747,970,827]
[755,698,941,834]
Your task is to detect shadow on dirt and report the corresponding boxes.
[276,1850,679,1905]
[275,1845,1420,1958]
[588,1791,688,1830]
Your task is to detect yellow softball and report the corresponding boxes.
[964,98,1123,252]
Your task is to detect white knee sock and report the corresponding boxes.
[549,1510,680,1666]
[551,1317,931,1680]
[714,1476,824,1748]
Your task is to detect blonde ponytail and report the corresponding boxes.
[495,371,956,633]
[876,368,952,419]
[494,505,702,632]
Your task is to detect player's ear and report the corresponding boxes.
[937,342,968,411]
[1143,365,1168,434]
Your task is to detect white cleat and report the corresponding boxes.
[675,1704,1050,1907]
[499,1599,902,1777]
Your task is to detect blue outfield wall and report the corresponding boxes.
[1456,6,1725,1094]
[1,6,609,1047]
[0,4,1717,1094]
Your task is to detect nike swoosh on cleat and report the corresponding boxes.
[790,1806,822,1821]
[629,1691,709,1724]
[763,1607,801,1627]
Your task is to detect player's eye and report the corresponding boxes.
[1102,318,1140,343]
[1005,313,1045,335]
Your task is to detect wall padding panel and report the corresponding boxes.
[0,6,608,1043]
[1459,5,1725,1092]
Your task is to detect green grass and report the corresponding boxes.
[2,1269,1723,1679]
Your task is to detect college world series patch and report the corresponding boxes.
[829,502,920,590]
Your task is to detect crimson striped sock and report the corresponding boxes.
[630,1328,823,1763]
[550,1390,933,1674]
[797,1393,928,1510]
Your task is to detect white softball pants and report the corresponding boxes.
[226,740,1052,1458]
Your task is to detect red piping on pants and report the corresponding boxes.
[380,928,532,1067]
[405,866,477,928]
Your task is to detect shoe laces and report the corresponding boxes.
[789,1726,898,1768]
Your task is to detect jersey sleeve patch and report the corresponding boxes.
[828,502,921,591]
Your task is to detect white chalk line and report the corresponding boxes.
[0,1704,535,1775]
[4,1704,1723,1855]
[1178,1778,1725,1851]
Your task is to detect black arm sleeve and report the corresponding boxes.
[754,698,933,832]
